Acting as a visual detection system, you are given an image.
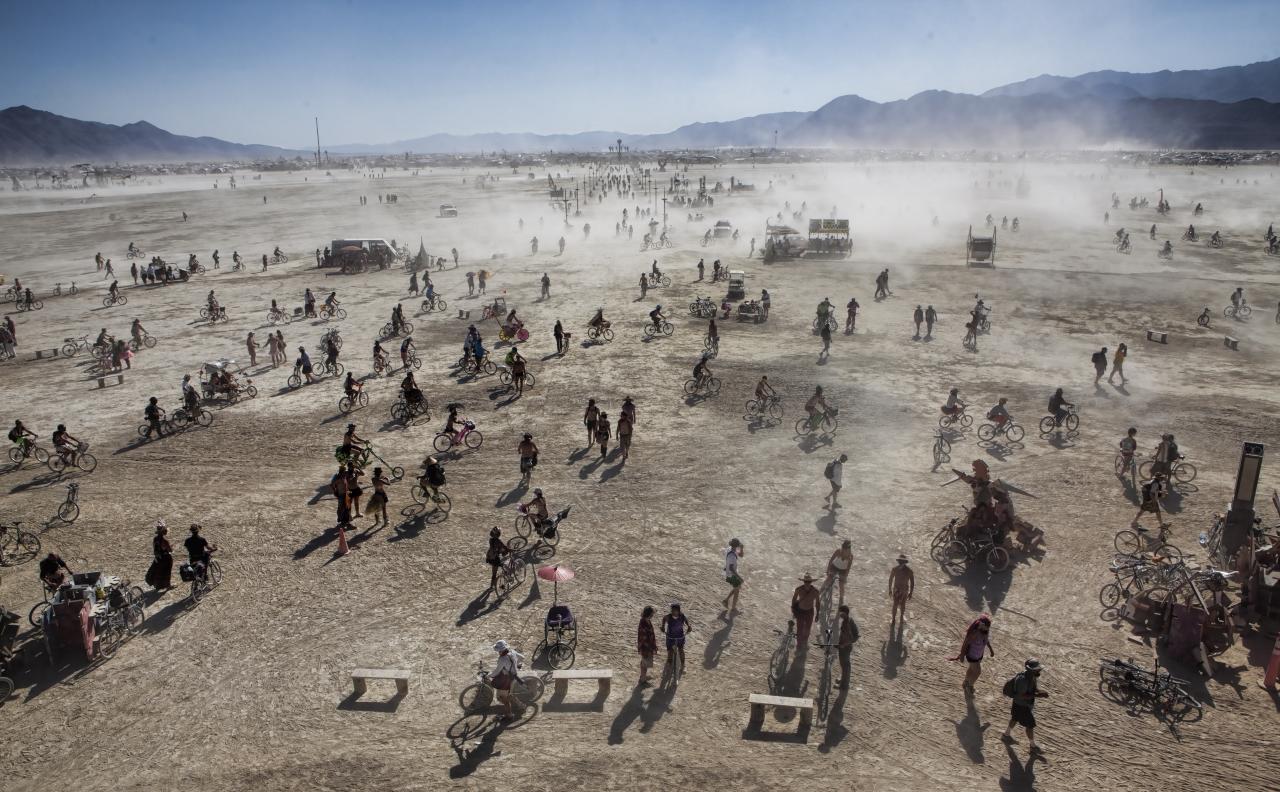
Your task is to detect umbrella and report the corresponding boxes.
[536,564,575,602]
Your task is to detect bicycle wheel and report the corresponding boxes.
[941,541,969,575]
[431,492,452,514]
[499,370,513,386]
[643,324,655,338]
[683,379,698,396]
[102,296,114,308]
[986,546,1010,572]
[195,410,213,428]
[1065,414,1079,432]
[207,560,223,586]
[1173,462,1197,484]
[1114,530,1141,555]
[435,299,447,311]
[1099,582,1123,609]
[662,322,673,336]
[978,424,996,442]
[512,674,545,707]
[744,400,759,415]
[822,414,838,434]
[6,448,21,464]
[124,602,145,632]
[339,396,354,414]
[391,466,405,481]
[1153,542,1182,561]
[1239,305,1252,319]
[960,414,973,428]
[58,501,80,523]
[602,327,614,342]
[1138,460,1154,479]
[432,434,454,453]
[514,515,533,540]
[1004,423,1023,444]
[2,530,39,565]
[547,643,575,670]
[28,600,49,627]
[390,403,406,422]
[98,622,123,659]
[31,300,43,310]
[47,454,66,474]
[464,430,483,450]
[0,675,13,702]
[768,401,784,420]
[1038,416,1055,435]
[60,342,78,358]
[794,418,811,436]
[458,682,493,712]
[288,374,301,389]
[33,447,48,464]
[1114,454,1127,476]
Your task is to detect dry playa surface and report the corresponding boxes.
[0,162,1277,791]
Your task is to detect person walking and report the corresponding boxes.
[477,269,487,295]
[553,320,565,355]
[824,539,853,603]
[595,411,611,458]
[130,261,139,284]
[1108,343,1127,385]
[925,305,937,338]
[951,614,994,695]
[617,407,633,462]
[1132,472,1169,529]
[466,271,475,296]
[540,272,550,299]
[913,305,925,338]
[697,259,705,280]
[367,467,390,527]
[845,297,859,332]
[889,554,915,625]
[791,573,821,647]
[0,322,13,360]
[486,527,509,592]
[1001,659,1048,753]
[145,521,174,590]
[722,538,744,613]
[637,606,658,685]
[835,604,860,689]
[819,321,832,359]
[245,332,259,367]
[408,271,419,296]
[274,330,286,366]
[1091,347,1109,385]
[491,640,524,721]
[824,453,847,509]
[583,399,599,448]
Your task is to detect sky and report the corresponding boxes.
[1,0,1277,148]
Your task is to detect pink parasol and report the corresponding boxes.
[536,564,575,602]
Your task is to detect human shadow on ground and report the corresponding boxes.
[703,610,735,670]
[948,565,1013,615]
[998,741,1043,792]
[457,589,502,627]
[818,686,850,752]
[882,620,908,679]
[494,485,526,508]
[952,694,990,764]
[607,679,677,744]
[293,525,342,560]
[815,509,838,536]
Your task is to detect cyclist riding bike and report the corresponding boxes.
[986,397,1011,426]
[181,374,200,411]
[341,423,370,461]
[51,424,81,466]
[1161,241,1172,256]
[343,371,362,400]
[8,420,36,457]
[650,260,662,282]
[108,280,120,300]
[324,291,339,310]
[1048,388,1074,426]
[401,371,424,406]
[1230,287,1245,310]
[942,388,966,417]
[588,308,607,330]
[649,305,666,331]
[692,353,711,389]
[522,488,549,532]
[420,455,446,500]
[130,318,146,347]
[39,552,73,591]
[323,334,340,368]
[184,525,217,580]
[373,340,388,372]
[804,386,829,430]
[128,242,138,254]
[273,246,283,260]
[443,403,466,442]
[94,328,113,354]
[504,345,525,369]
[1118,427,1138,474]
[232,251,243,269]
[143,397,165,439]
[816,298,833,324]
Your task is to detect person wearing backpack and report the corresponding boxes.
[1091,347,1108,384]
[824,454,848,509]
[1002,658,1048,753]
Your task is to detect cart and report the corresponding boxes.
[966,226,996,268]
[726,271,746,301]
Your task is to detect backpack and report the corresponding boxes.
[1003,672,1023,698]
[7,427,19,442]
[824,460,836,480]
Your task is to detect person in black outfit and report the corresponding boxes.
[486,527,510,592]
[184,524,215,579]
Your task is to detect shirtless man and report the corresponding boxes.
[517,433,538,485]
[889,555,915,625]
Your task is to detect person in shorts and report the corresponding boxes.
[951,614,994,694]
[722,538,744,612]
[1002,658,1048,753]
[660,602,692,680]
[637,606,658,685]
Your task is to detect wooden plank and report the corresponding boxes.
[1145,329,1168,343]
[551,669,613,680]
[748,694,814,709]
[1224,336,1239,350]
[351,668,411,680]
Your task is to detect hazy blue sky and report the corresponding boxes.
[2,0,1276,147]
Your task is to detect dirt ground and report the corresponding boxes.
[0,160,1277,792]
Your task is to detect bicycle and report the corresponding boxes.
[58,482,80,523]
[1114,451,1138,480]
[642,320,674,338]
[59,335,95,358]
[1138,455,1197,484]
[745,395,784,422]
[188,555,223,603]
[126,248,145,260]
[647,272,672,287]
[102,292,128,308]
[434,421,483,453]
[1098,657,1202,721]
[129,332,158,352]
[1113,524,1182,561]
[267,308,291,326]
[0,522,41,567]
[410,482,452,514]
[53,282,78,296]
[509,505,570,551]
[1098,555,1170,609]
[1224,302,1252,320]
[767,620,797,692]
[1196,309,1211,328]
[938,406,972,430]
[172,404,214,429]
[338,389,369,414]
[318,360,345,378]
[318,305,347,321]
[420,295,448,313]
[586,323,614,342]
[1038,407,1079,435]
[813,626,838,722]
[16,297,44,312]
[48,441,97,474]
[977,419,1024,444]
[8,441,49,467]
[683,374,721,397]
[932,430,952,465]
[491,554,527,598]
[795,407,839,437]
[390,395,430,424]
[271,252,289,265]
[703,335,720,356]
[498,367,536,389]
[458,660,545,713]
[812,315,838,333]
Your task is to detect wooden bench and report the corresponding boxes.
[33,348,59,360]
[1145,329,1168,343]
[1224,336,1239,350]
[351,668,410,697]
[457,309,471,320]
[96,374,125,388]
[749,693,814,730]
[551,668,612,698]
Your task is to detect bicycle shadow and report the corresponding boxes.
[795,434,834,454]
[448,715,505,779]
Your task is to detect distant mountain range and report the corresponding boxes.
[4,56,1280,163]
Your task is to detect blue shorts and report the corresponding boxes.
[665,637,685,650]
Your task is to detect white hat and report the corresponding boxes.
[493,639,509,652]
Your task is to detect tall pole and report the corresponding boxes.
[315,117,322,165]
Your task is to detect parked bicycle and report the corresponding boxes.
[767,620,797,693]
[58,482,80,523]
[53,281,78,296]
[1098,657,1202,721]
[1113,524,1182,561]
[932,430,952,465]
[0,522,41,567]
